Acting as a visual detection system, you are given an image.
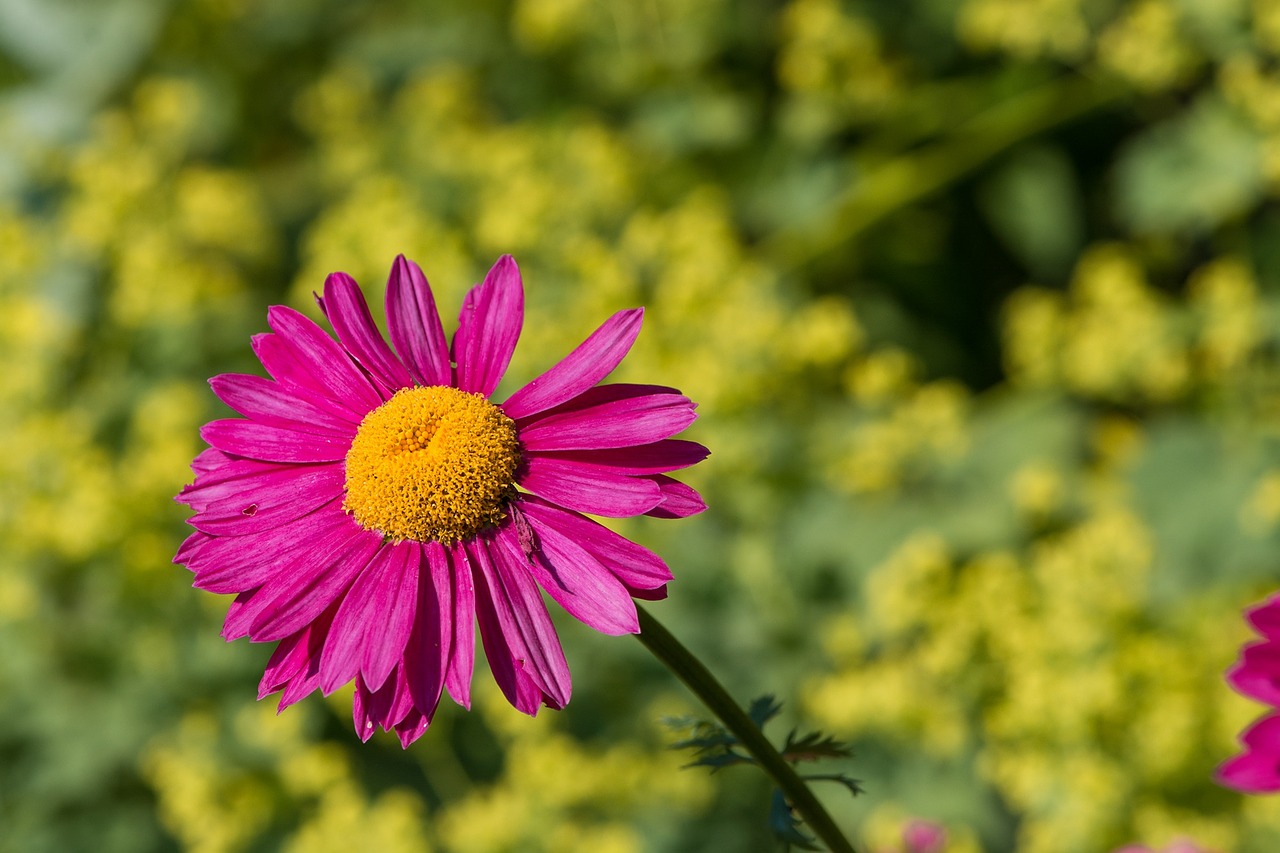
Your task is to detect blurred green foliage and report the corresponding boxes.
[6,0,1280,851]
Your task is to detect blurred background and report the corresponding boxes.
[3,0,1280,851]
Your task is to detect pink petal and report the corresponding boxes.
[210,373,355,437]
[1248,595,1280,640]
[404,541,451,718]
[445,542,476,708]
[496,510,638,635]
[351,681,376,742]
[321,271,416,395]
[279,669,323,711]
[319,542,419,694]
[384,678,421,734]
[516,495,673,594]
[516,382,680,415]
[259,602,339,711]
[178,450,297,512]
[517,389,696,452]
[501,308,644,419]
[184,496,338,584]
[385,255,451,387]
[188,463,343,536]
[1218,751,1280,792]
[190,446,231,479]
[353,666,416,738]
[378,668,418,730]
[259,626,315,700]
[468,535,570,712]
[1228,642,1280,706]
[222,588,260,642]
[190,499,350,595]
[454,255,523,397]
[200,419,350,463]
[174,530,210,567]
[252,333,365,423]
[1218,722,1280,793]
[523,439,709,475]
[268,305,383,413]
[243,526,382,642]
[630,585,669,602]
[472,582,546,714]
[1242,711,1280,751]
[394,711,430,748]
[516,455,663,517]
[643,475,707,518]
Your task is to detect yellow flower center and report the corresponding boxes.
[343,386,520,543]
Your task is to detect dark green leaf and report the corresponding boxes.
[802,773,865,798]
[748,695,783,729]
[686,751,755,772]
[769,789,821,851]
[782,729,854,763]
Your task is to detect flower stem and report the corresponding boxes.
[635,604,858,853]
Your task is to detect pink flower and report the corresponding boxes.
[175,255,707,746]
[1218,594,1280,792]
[902,819,946,853]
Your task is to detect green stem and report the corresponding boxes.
[635,605,857,853]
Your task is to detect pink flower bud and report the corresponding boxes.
[902,819,946,853]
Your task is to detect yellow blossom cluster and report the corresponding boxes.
[805,511,1259,853]
[141,687,709,853]
[776,0,900,139]
[1002,245,1268,403]
[959,0,1091,62]
[800,239,1280,849]
[143,704,433,853]
[824,349,970,496]
[435,685,711,853]
[960,0,1197,91]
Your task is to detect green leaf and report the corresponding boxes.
[1114,94,1264,234]
[782,729,855,763]
[685,751,755,773]
[670,728,739,752]
[770,789,822,851]
[748,695,783,729]
[802,773,865,798]
[978,145,1083,279]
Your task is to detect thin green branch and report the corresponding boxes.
[635,605,857,853]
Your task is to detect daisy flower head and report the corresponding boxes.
[1218,593,1280,792]
[175,255,707,746]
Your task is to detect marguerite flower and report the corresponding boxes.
[175,255,707,746]
[1218,593,1280,792]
